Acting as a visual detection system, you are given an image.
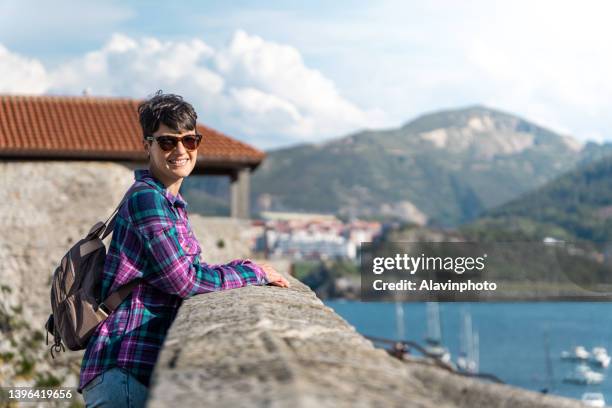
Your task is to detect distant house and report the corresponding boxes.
[0,94,265,218]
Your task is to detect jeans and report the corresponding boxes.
[82,367,149,408]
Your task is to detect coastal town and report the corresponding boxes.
[249,212,383,261]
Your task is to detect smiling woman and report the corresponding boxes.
[140,92,201,196]
[78,91,290,408]
[143,124,201,195]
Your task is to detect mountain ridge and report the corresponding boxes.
[248,105,598,226]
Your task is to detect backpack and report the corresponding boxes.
[45,184,148,357]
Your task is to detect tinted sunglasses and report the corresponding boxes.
[145,133,203,152]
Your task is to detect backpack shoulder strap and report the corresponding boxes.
[96,183,153,314]
[100,184,151,240]
[99,279,141,314]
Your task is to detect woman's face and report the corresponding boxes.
[143,123,199,184]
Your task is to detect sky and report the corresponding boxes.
[1,0,612,149]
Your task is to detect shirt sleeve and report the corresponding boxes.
[127,187,268,298]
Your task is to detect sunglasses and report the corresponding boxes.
[145,133,203,152]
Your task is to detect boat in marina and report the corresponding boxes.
[581,392,606,407]
[563,363,604,385]
[561,346,590,361]
[424,302,451,364]
[456,309,479,374]
[590,347,611,369]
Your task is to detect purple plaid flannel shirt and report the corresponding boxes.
[78,169,267,393]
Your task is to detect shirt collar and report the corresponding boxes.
[134,169,187,209]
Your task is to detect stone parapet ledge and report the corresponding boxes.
[147,277,581,408]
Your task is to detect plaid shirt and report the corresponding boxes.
[78,169,267,393]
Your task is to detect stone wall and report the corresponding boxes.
[148,276,582,408]
[1,161,134,325]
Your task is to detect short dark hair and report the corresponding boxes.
[138,90,197,139]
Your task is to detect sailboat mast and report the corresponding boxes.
[395,301,405,341]
[465,313,473,361]
[426,302,441,345]
[543,328,553,392]
[473,332,480,373]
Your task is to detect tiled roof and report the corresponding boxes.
[0,95,265,168]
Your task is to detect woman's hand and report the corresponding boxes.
[258,262,291,288]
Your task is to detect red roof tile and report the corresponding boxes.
[0,95,265,168]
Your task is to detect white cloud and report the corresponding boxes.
[457,0,612,140]
[230,87,301,121]
[48,34,224,97]
[216,30,385,141]
[0,31,383,148]
[0,44,48,94]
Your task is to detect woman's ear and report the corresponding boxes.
[142,139,150,158]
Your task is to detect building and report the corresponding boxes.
[0,94,265,218]
[255,215,382,261]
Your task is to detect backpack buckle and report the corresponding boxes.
[98,302,111,315]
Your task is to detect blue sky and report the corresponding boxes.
[1,0,611,149]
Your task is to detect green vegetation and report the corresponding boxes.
[0,351,14,362]
[464,156,612,242]
[180,175,230,216]
[22,330,45,350]
[15,354,36,377]
[0,298,81,405]
[293,260,359,280]
[293,260,360,298]
[34,372,63,387]
[291,260,320,281]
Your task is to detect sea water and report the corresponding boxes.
[324,301,612,402]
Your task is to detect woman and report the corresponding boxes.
[78,92,289,407]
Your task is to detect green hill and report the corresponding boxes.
[250,105,590,226]
[464,156,612,242]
